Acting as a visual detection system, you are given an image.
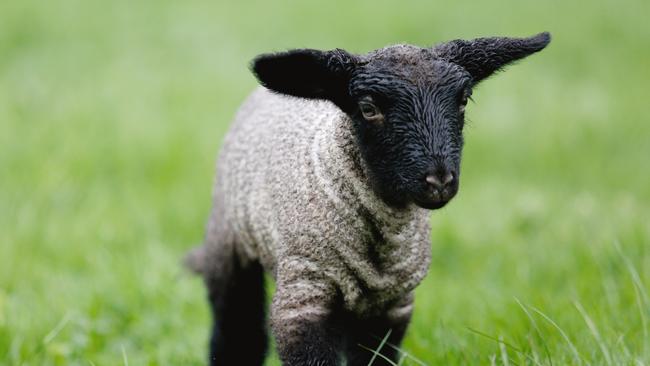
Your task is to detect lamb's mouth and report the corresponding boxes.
[412,188,457,210]
[413,198,450,210]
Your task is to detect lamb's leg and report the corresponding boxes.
[344,296,414,366]
[271,278,343,366]
[204,246,267,366]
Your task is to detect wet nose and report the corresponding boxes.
[425,170,455,191]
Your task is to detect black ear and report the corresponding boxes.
[251,48,357,110]
[434,32,551,83]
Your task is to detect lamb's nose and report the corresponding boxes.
[425,171,454,190]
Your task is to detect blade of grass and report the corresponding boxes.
[614,240,649,355]
[363,329,392,366]
[574,301,612,366]
[42,311,72,345]
[466,328,527,366]
[514,297,553,366]
[614,333,632,361]
[358,345,398,366]
[531,306,585,364]
[371,336,428,366]
[528,334,542,366]
[121,345,129,366]
[614,240,650,303]
[499,335,510,366]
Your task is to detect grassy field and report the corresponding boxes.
[1,0,649,364]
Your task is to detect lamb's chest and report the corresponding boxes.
[335,228,432,316]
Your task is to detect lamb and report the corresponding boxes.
[187,32,551,366]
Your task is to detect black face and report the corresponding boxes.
[349,52,473,209]
[251,32,551,210]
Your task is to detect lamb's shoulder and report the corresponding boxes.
[218,88,348,271]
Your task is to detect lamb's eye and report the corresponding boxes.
[358,100,383,122]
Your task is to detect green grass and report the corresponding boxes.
[1,0,649,364]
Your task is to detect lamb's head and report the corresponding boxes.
[252,32,551,209]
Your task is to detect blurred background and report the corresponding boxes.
[1,0,649,364]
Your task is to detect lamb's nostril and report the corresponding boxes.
[425,171,455,190]
[425,174,443,189]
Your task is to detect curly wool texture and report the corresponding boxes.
[195,87,432,321]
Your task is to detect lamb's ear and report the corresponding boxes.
[434,32,551,83]
[251,48,357,109]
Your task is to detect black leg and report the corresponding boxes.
[270,277,343,366]
[344,298,413,366]
[205,256,267,366]
[273,318,343,366]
